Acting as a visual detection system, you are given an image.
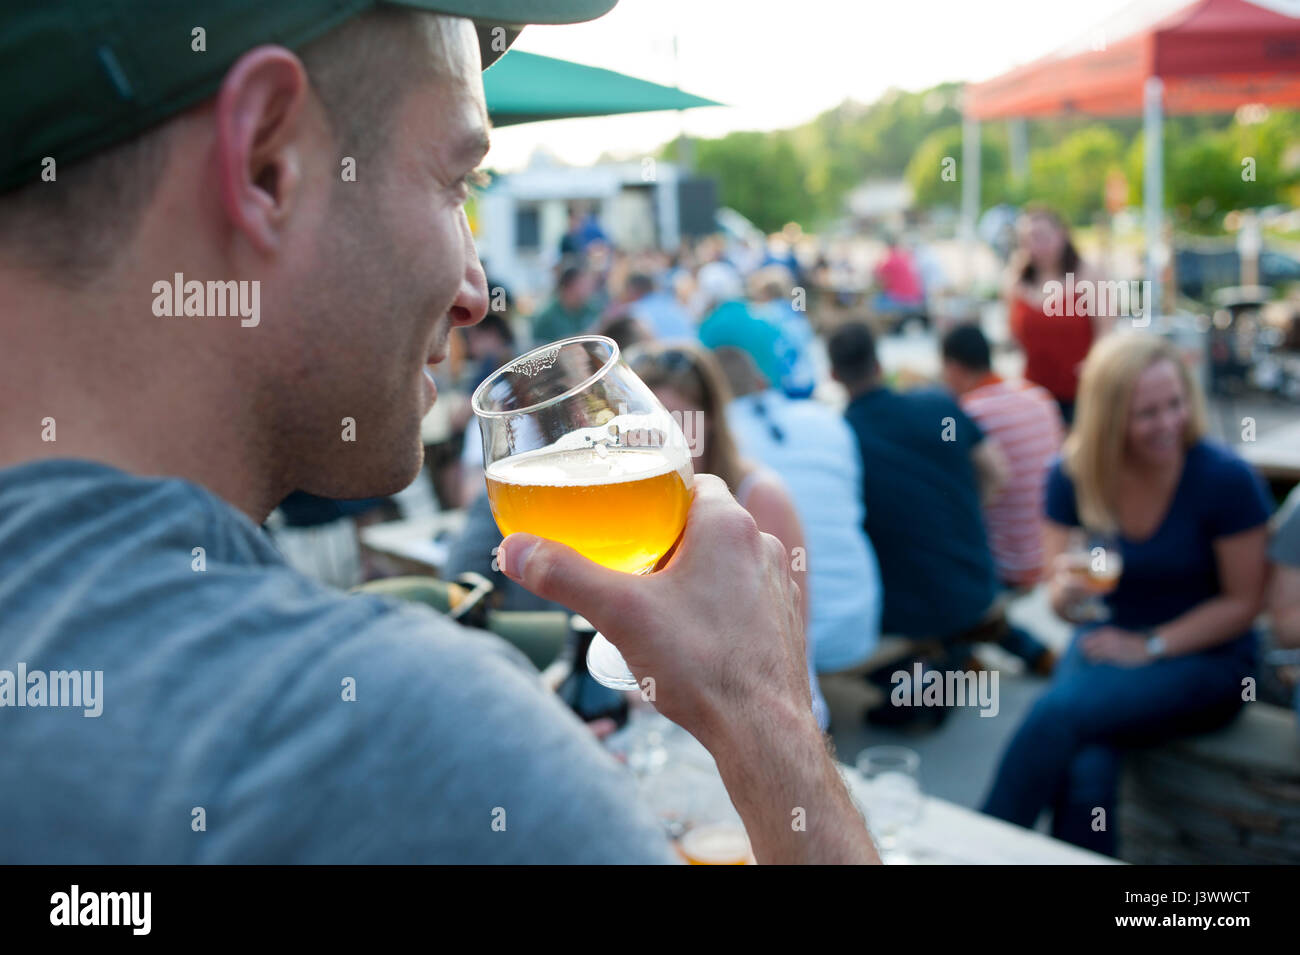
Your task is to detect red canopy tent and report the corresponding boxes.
[960,0,1300,313]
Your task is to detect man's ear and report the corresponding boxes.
[213,46,312,256]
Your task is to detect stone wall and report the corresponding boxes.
[1120,703,1300,864]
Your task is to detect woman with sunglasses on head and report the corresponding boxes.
[629,341,830,732]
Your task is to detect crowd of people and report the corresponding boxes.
[427,205,1300,858]
[17,0,1296,868]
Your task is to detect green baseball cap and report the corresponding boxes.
[0,0,617,194]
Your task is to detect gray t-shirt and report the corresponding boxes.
[1272,485,1300,568]
[0,459,679,863]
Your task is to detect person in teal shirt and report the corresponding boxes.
[531,266,599,344]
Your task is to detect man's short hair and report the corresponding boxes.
[470,311,514,345]
[0,8,440,286]
[828,322,879,384]
[557,266,586,293]
[713,345,767,398]
[624,273,655,298]
[941,323,992,373]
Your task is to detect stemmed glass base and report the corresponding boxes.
[587,634,640,690]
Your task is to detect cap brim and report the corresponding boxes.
[388,1,619,69]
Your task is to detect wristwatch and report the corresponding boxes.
[1144,631,1167,660]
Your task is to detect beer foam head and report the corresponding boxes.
[486,445,684,488]
[679,823,752,864]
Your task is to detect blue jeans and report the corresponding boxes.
[980,628,1249,856]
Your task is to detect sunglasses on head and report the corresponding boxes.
[631,347,698,377]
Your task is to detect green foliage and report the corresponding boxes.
[664,130,813,233]
[1126,110,1300,232]
[1024,125,1125,222]
[905,124,1014,211]
[661,81,1300,234]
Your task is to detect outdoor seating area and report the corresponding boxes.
[6,0,1300,889]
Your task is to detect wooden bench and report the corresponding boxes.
[1120,702,1300,864]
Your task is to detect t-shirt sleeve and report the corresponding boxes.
[1043,457,1079,526]
[201,601,681,864]
[1271,486,1300,567]
[956,402,985,449]
[1203,449,1273,539]
[936,393,983,450]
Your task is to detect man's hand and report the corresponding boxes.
[496,473,878,864]
[496,473,811,749]
[1080,626,1151,666]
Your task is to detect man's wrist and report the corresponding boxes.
[1143,629,1167,660]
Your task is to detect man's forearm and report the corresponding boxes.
[709,698,881,865]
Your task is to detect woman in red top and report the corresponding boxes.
[1004,207,1107,425]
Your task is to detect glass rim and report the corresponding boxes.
[470,334,621,420]
[855,745,921,773]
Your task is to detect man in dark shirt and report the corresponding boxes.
[829,322,1005,642]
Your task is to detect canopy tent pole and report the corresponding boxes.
[961,115,981,289]
[1143,76,1165,322]
[1008,118,1028,185]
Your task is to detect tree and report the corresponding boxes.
[666,131,813,233]
[905,124,1013,212]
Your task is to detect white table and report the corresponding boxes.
[838,770,1117,865]
[610,711,1116,865]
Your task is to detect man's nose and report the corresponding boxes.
[450,212,490,328]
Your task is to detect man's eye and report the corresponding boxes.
[459,169,490,196]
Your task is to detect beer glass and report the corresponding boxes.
[855,746,922,864]
[1063,528,1123,622]
[471,336,695,689]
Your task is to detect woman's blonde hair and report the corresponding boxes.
[1064,332,1208,532]
[626,341,747,494]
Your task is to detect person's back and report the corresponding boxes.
[958,377,1063,587]
[629,289,695,343]
[842,385,997,639]
[0,460,677,863]
[874,246,923,305]
[727,391,883,671]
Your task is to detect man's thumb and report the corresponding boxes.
[498,533,633,611]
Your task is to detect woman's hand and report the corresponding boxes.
[1049,553,1093,621]
[1080,627,1152,666]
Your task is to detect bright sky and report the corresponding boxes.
[485,0,1143,171]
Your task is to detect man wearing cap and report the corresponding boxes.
[0,2,876,864]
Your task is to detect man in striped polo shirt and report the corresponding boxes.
[941,324,1064,675]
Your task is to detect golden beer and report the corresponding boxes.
[486,446,692,573]
[678,823,754,865]
[1064,551,1123,594]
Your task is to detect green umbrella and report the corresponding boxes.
[484,51,721,126]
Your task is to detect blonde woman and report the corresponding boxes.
[627,342,830,732]
[981,333,1272,856]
